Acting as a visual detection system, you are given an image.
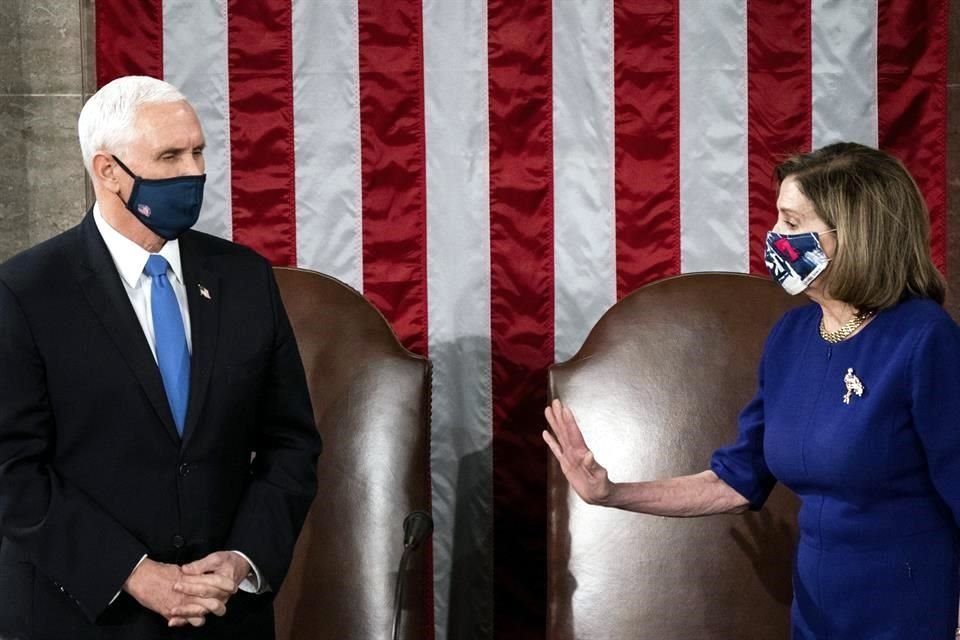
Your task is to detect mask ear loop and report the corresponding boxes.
[819,229,836,259]
[111,155,138,179]
[110,155,139,209]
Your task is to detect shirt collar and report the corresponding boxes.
[93,203,184,288]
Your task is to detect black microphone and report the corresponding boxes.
[392,510,433,640]
[403,510,433,551]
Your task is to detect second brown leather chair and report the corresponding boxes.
[271,267,432,640]
[547,273,804,640]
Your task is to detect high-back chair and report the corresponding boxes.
[547,273,806,639]
[271,267,432,640]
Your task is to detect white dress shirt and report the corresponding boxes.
[93,205,265,598]
[93,205,192,358]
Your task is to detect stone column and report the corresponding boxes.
[0,0,92,262]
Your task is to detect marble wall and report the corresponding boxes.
[0,0,958,317]
[0,0,93,261]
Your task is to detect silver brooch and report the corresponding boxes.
[843,368,864,404]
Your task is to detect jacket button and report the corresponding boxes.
[172,535,185,549]
[178,463,191,477]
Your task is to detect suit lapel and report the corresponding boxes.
[76,212,182,445]
[179,233,220,449]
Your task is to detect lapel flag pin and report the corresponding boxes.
[198,284,211,300]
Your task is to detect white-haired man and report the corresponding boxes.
[0,75,321,639]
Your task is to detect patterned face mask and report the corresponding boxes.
[764,229,834,295]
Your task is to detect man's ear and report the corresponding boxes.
[91,153,122,193]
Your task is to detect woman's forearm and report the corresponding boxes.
[601,470,750,517]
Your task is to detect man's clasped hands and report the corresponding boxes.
[122,551,252,627]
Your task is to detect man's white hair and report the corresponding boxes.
[77,75,188,174]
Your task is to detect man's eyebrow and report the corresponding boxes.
[155,146,187,157]
[155,143,205,157]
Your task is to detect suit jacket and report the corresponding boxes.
[0,212,321,639]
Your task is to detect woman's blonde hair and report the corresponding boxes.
[775,142,945,309]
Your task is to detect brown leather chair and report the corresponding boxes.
[271,267,432,640]
[547,273,806,640]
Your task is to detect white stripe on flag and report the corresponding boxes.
[553,0,616,361]
[679,0,749,273]
[812,0,879,148]
[292,0,363,288]
[163,0,232,241]
[423,1,493,639]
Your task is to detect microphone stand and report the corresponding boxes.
[391,545,414,640]
[391,511,433,640]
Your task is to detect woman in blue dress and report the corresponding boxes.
[543,142,960,639]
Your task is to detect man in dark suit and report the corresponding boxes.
[0,75,321,639]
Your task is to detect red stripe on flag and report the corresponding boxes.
[358,0,429,355]
[877,0,948,272]
[488,0,554,637]
[746,0,811,274]
[94,0,163,85]
[614,0,680,298]
[226,0,298,266]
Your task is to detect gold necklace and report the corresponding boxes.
[819,310,875,344]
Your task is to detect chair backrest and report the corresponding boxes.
[547,273,806,640]
[272,267,432,640]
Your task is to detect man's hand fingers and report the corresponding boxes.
[168,603,210,619]
[171,597,227,618]
[176,572,237,595]
[180,553,222,575]
[168,616,206,628]
[174,581,234,599]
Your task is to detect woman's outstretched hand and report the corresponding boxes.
[543,398,614,506]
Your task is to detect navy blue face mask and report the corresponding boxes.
[113,155,205,240]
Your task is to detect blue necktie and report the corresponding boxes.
[144,255,190,434]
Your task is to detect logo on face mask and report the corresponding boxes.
[764,230,833,295]
[113,155,205,240]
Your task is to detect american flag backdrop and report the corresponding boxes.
[94,1,948,638]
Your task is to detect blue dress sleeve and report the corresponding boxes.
[909,312,960,527]
[709,318,782,511]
